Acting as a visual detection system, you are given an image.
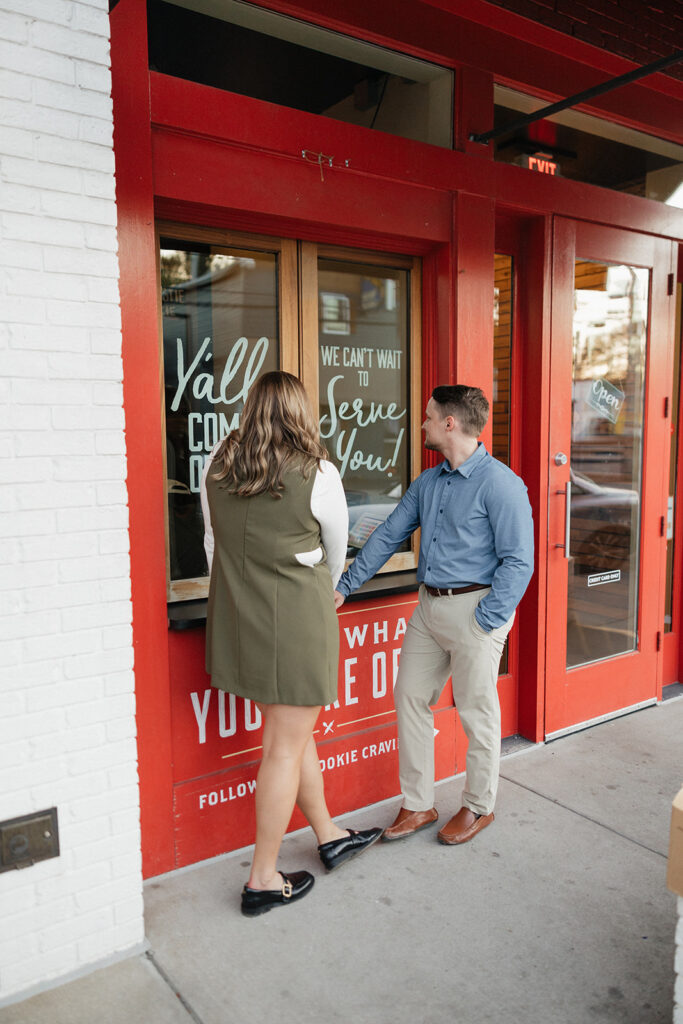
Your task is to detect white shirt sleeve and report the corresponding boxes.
[200,446,218,574]
[311,461,349,589]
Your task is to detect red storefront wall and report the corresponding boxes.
[169,591,519,868]
[173,597,428,866]
[111,0,683,877]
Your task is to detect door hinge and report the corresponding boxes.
[664,396,670,418]
[668,273,675,296]
[660,515,666,537]
[656,631,662,651]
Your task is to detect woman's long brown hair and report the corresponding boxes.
[210,371,328,497]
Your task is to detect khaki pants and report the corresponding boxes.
[395,585,513,816]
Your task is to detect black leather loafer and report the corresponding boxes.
[318,827,384,871]
[240,870,314,917]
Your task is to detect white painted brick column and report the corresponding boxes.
[0,0,143,1004]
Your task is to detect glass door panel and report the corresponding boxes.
[566,261,649,668]
[317,257,411,559]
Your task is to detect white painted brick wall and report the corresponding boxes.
[0,0,143,1004]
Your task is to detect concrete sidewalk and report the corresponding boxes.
[2,696,681,1024]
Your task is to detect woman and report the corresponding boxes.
[201,371,382,916]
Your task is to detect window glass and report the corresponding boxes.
[161,239,279,590]
[566,261,648,668]
[160,234,418,599]
[493,85,683,206]
[148,0,453,148]
[317,258,410,558]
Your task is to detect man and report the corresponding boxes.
[334,385,534,845]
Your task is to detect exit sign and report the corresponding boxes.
[524,154,558,175]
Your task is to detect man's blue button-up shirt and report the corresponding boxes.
[337,443,534,631]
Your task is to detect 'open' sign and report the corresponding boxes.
[587,378,625,424]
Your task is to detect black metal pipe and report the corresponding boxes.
[469,48,683,145]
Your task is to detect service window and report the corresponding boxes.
[159,226,420,602]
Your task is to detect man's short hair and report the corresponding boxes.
[431,385,489,438]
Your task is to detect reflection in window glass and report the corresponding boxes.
[161,240,279,586]
[147,0,453,149]
[493,86,683,206]
[317,259,409,558]
[567,261,648,668]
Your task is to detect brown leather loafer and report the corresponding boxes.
[382,806,438,841]
[437,807,494,845]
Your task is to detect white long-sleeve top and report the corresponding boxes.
[200,452,349,588]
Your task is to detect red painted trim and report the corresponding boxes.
[238,0,683,136]
[423,0,683,101]
[434,237,456,389]
[663,632,677,684]
[420,239,455,472]
[457,64,495,158]
[111,0,175,878]
[495,212,551,742]
[659,240,679,697]
[151,130,451,252]
[150,73,683,243]
[154,199,423,257]
[493,162,683,242]
[148,72,483,214]
[665,252,683,685]
[676,249,683,683]
[453,193,496,408]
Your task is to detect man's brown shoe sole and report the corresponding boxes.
[382,808,439,841]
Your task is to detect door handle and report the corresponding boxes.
[554,481,571,559]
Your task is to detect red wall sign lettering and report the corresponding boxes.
[168,593,459,867]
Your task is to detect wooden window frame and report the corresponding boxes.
[157,223,421,602]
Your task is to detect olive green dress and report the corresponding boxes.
[205,464,340,706]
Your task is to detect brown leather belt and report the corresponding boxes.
[424,583,489,597]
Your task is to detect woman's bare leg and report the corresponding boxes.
[295,735,348,846]
[247,703,321,891]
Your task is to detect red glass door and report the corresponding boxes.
[546,219,674,737]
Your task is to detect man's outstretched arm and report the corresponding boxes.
[335,479,421,608]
